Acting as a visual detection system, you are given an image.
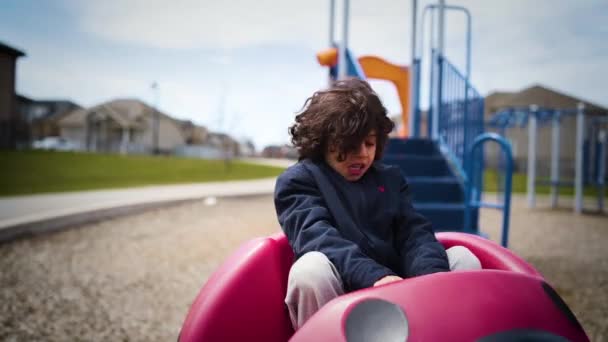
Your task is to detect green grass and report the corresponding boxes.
[484,170,600,197]
[0,150,286,197]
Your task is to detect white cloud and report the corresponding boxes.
[69,0,329,50]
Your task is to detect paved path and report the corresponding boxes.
[0,178,277,241]
[0,157,295,242]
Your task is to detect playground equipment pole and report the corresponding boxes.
[337,0,350,80]
[550,111,561,208]
[431,0,445,140]
[409,0,418,137]
[574,102,585,214]
[329,0,335,45]
[328,0,335,86]
[437,0,445,61]
[598,129,606,212]
[151,82,160,154]
[527,105,538,208]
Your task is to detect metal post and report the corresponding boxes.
[328,0,336,87]
[329,0,335,45]
[337,0,350,80]
[527,105,538,208]
[550,111,561,208]
[151,82,160,154]
[464,8,471,81]
[427,49,435,139]
[409,0,418,137]
[574,102,585,214]
[431,0,445,140]
[437,0,445,56]
[598,129,606,212]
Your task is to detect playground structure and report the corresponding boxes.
[316,0,511,244]
[489,104,608,213]
[178,1,591,340]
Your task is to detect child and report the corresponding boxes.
[274,78,481,330]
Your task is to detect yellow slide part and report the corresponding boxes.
[316,48,410,137]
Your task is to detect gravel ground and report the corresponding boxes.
[0,194,606,341]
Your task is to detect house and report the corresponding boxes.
[262,144,298,159]
[0,42,26,148]
[484,84,608,178]
[173,131,242,159]
[238,139,256,157]
[57,98,188,154]
[17,95,82,141]
[179,120,208,145]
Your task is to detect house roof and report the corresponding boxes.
[57,98,204,133]
[85,98,170,129]
[18,96,83,122]
[57,108,87,127]
[0,41,25,57]
[486,84,608,116]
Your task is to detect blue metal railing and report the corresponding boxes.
[435,51,485,169]
[426,51,485,212]
[464,133,514,247]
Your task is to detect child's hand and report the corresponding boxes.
[373,275,403,287]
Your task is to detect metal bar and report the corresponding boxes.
[574,102,585,214]
[464,132,514,247]
[427,50,435,138]
[527,105,538,208]
[463,76,470,173]
[550,111,561,208]
[329,0,335,45]
[418,4,471,80]
[337,0,350,80]
[437,0,445,56]
[328,0,336,86]
[598,130,606,212]
[433,53,443,140]
[471,202,504,210]
[409,0,418,137]
[413,59,421,137]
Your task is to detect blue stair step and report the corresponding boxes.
[413,203,466,232]
[383,155,452,178]
[406,176,464,203]
[385,138,439,157]
[385,137,479,233]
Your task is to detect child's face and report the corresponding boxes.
[325,132,377,182]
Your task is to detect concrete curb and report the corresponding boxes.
[0,192,273,244]
[0,177,279,244]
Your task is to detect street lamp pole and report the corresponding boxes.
[151,82,160,154]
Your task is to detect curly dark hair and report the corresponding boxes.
[289,78,395,162]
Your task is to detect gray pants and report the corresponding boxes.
[285,246,481,330]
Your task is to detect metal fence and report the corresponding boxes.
[433,51,485,169]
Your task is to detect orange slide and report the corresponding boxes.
[317,48,410,137]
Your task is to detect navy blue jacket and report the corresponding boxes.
[274,159,449,291]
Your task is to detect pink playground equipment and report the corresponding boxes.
[179,232,588,341]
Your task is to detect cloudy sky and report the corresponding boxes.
[2,0,607,149]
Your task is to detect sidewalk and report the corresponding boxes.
[0,177,278,243]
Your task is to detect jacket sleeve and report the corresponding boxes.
[274,167,395,290]
[395,174,450,277]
